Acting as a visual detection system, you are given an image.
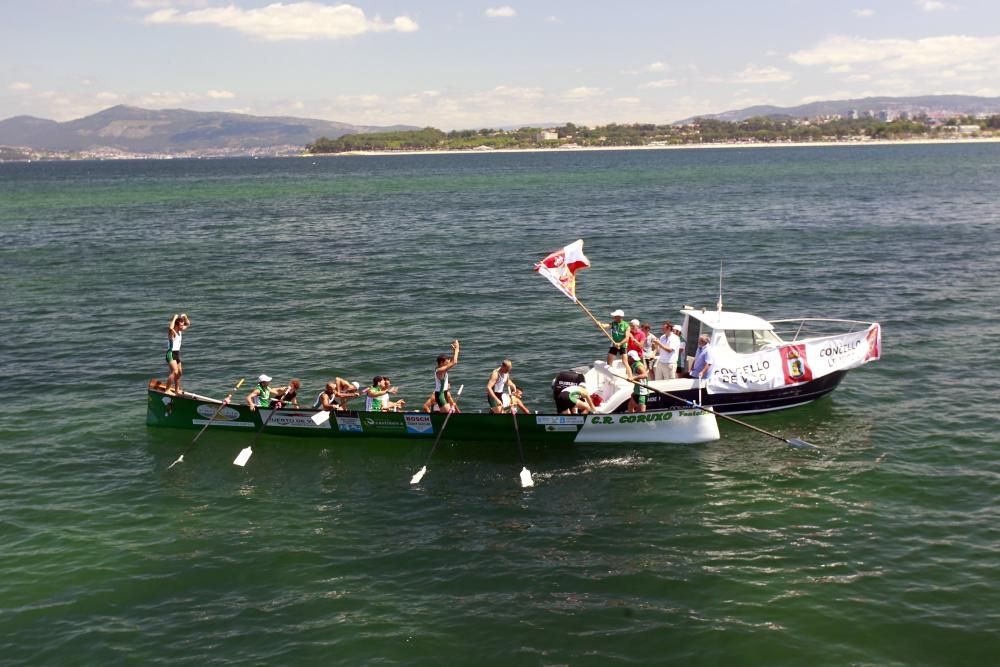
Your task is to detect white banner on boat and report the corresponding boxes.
[707,323,881,394]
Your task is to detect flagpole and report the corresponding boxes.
[575,298,616,343]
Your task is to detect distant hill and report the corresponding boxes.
[677,95,1000,123]
[0,105,418,156]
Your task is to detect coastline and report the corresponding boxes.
[312,135,1000,158]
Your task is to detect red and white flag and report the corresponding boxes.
[534,239,591,302]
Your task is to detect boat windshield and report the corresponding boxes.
[721,328,783,354]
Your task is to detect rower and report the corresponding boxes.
[626,350,649,413]
[271,378,301,407]
[486,359,517,414]
[558,384,596,415]
[434,340,460,413]
[365,376,401,412]
[246,374,272,412]
[313,377,361,411]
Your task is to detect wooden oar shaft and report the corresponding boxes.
[249,401,282,447]
[168,378,244,468]
[422,406,457,463]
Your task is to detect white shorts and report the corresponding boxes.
[653,364,676,381]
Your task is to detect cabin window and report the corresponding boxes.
[722,329,782,353]
[684,318,701,360]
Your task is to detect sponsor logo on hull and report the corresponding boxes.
[536,415,585,425]
[259,410,331,429]
[404,414,433,435]
[191,419,255,428]
[361,413,406,432]
[335,415,363,433]
[196,404,242,421]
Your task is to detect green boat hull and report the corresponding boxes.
[147,382,719,446]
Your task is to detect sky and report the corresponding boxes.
[2,0,1000,129]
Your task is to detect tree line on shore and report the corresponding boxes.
[305,115,1000,153]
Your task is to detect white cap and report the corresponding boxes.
[673,326,682,333]
[352,381,360,390]
[258,374,272,383]
[629,319,640,326]
[611,309,625,317]
[627,350,641,361]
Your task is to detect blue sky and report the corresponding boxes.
[2,1,999,128]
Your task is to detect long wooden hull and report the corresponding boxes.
[147,382,719,446]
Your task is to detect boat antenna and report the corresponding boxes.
[716,261,723,314]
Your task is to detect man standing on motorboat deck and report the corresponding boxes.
[652,321,680,380]
[626,319,645,358]
[689,335,715,381]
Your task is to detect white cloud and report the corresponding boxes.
[731,65,792,84]
[615,97,641,104]
[96,91,121,101]
[144,2,419,41]
[563,86,602,99]
[639,78,678,89]
[131,0,212,8]
[138,90,204,106]
[915,0,951,11]
[490,85,544,100]
[544,15,559,23]
[207,89,235,99]
[646,61,668,72]
[790,34,1000,75]
[8,81,32,91]
[853,8,875,17]
[485,6,516,19]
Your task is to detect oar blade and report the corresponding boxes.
[787,438,820,451]
[167,455,184,469]
[410,466,427,485]
[520,467,534,488]
[233,446,253,467]
[311,410,330,426]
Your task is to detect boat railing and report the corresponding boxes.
[769,318,875,342]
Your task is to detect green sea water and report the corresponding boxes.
[1,145,998,665]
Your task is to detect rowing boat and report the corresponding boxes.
[147,380,720,445]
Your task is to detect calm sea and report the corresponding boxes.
[1,145,998,666]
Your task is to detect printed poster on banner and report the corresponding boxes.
[779,343,813,384]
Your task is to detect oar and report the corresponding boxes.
[233,396,284,467]
[511,404,534,487]
[167,378,245,469]
[410,385,463,485]
[607,371,819,450]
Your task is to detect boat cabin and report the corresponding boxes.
[679,308,783,368]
